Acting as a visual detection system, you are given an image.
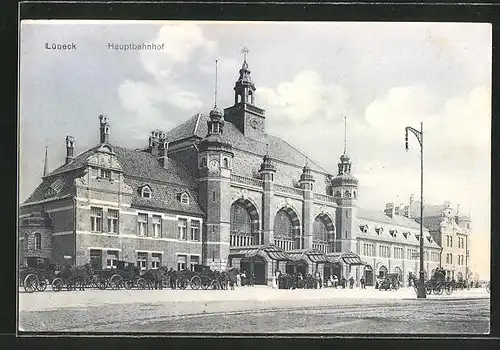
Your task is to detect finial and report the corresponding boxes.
[343,115,347,155]
[43,145,48,177]
[214,59,218,108]
[265,143,269,156]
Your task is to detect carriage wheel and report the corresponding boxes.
[445,284,453,295]
[190,276,201,290]
[201,279,210,290]
[23,274,38,293]
[110,274,123,290]
[97,278,108,290]
[124,279,133,290]
[137,278,147,290]
[210,279,218,290]
[90,276,99,289]
[426,286,432,295]
[51,278,63,292]
[433,285,443,295]
[36,278,48,292]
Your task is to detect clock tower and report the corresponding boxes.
[198,62,234,269]
[224,48,266,138]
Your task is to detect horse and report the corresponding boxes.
[142,266,169,290]
[56,263,93,291]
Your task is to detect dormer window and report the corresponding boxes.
[375,227,383,235]
[402,231,409,239]
[44,187,56,198]
[426,236,432,243]
[180,192,189,205]
[359,225,368,233]
[141,186,152,199]
[389,229,397,238]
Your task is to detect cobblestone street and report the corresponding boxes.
[19,286,490,334]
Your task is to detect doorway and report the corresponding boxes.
[240,256,267,285]
[364,265,374,286]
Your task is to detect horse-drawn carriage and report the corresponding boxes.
[409,271,453,295]
[19,257,58,293]
[377,273,401,291]
[92,260,149,290]
[175,264,220,290]
[51,263,93,292]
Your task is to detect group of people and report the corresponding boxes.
[272,270,358,290]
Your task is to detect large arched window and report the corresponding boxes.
[274,210,294,239]
[230,202,255,247]
[34,232,42,250]
[313,217,328,242]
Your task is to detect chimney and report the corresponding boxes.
[99,114,110,144]
[149,130,164,157]
[404,205,410,218]
[384,203,395,218]
[394,206,399,216]
[159,139,169,169]
[65,136,75,164]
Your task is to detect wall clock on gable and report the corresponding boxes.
[209,159,219,171]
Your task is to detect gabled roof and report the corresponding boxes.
[22,170,82,205]
[165,113,331,175]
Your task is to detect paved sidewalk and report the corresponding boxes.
[18,285,490,312]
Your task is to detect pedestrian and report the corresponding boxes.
[168,267,177,290]
[272,270,279,289]
[341,277,346,289]
[333,274,339,288]
[250,271,255,286]
[360,276,365,289]
[241,270,247,286]
[236,272,241,287]
[349,276,354,289]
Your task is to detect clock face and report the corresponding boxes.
[250,118,259,129]
[209,159,219,169]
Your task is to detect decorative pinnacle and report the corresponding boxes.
[214,59,218,108]
[242,47,249,63]
[343,115,347,155]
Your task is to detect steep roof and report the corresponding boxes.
[23,144,203,215]
[356,208,440,249]
[165,113,332,175]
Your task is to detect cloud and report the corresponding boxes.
[259,70,350,124]
[117,23,216,136]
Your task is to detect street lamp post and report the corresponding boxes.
[405,122,426,299]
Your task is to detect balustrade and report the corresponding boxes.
[312,241,329,253]
[313,193,336,203]
[274,184,304,197]
[274,239,295,251]
[231,174,263,188]
[230,232,256,247]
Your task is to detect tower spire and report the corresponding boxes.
[343,115,347,155]
[214,59,218,108]
[242,47,249,63]
[43,145,48,177]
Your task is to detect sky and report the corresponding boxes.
[19,21,491,280]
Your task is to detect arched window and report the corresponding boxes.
[180,193,189,205]
[353,190,357,198]
[141,186,152,198]
[313,217,328,242]
[34,232,42,250]
[345,190,351,198]
[224,158,229,168]
[201,158,207,168]
[274,210,294,240]
[230,202,254,247]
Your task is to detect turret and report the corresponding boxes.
[99,114,110,144]
[65,136,74,164]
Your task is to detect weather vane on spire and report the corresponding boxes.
[242,47,249,62]
[343,115,347,155]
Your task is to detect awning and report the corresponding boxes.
[229,245,291,261]
[287,249,329,263]
[326,253,342,264]
[341,252,366,266]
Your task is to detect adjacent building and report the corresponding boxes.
[18,57,466,286]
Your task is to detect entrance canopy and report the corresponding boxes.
[326,252,366,266]
[287,249,329,263]
[229,244,291,261]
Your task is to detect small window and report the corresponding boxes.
[91,207,103,232]
[191,220,200,241]
[106,250,119,269]
[224,158,229,168]
[177,254,187,271]
[152,215,162,238]
[99,169,111,180]
[201,158,207,168]
[137,252,148,271]
[141,186,152,198]
[335,191,341,197]
[178,218,187,240]
[353,191,357,198]
[138,213,148,236]
[180,193,190,205]
[212,191,216,202]
[151,253,162,269]
[107,209,119,233]
[345,190,351,198]
[44,187,56,198]
[34,232,42,250]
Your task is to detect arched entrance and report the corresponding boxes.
[230,198,260,247]
[240,255,267,285]
[285,259,307,276]
[313,213,335,253]
[364,265,374,286]
[274,207,301,250]
[378,265,388,279]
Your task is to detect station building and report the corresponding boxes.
[19,58,450,286]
